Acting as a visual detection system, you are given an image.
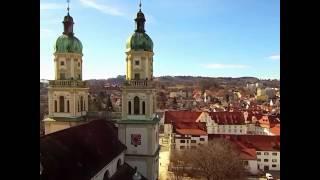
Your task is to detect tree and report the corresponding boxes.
[171,139,246,180]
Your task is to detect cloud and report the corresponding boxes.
[40,3,65,10]
[79,0,124,16]
[268,54,280,60]
[203,64,250,69]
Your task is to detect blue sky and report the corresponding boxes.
[40,0,279,80]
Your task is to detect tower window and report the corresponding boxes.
[78,74,81,80]
[134,96,140,115]
[142,101,145,114]
[78,62,80,67]
[60,73,66,80]
[128,101,132,114]
[80,96,84,111]
[60,61,64,66]
[134,73,140,80]
[135,60,140,65]
[67,100,70,112]
[59,96,65,112]
[54,100,57,112]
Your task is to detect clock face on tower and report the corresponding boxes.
[131,134,141,147]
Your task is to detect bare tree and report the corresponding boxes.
[171,139,246,180]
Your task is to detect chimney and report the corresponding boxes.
[243,111,249,123]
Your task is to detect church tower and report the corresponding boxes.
[117,2,159,180]
[43,2,89,135]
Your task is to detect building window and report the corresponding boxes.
[257,159,261,162]
[54,100,57,112]
[264,152,269,155]
[272,159,277,162]
[60,73,66,80]
[135,60,140,65]
[80,96,84,111]
[240,130,242,133]
[78,101,80,112]
[180,140,185,143]
[200,138,205,141]
[134,73,140,80]
[134,96,140,115]
[264,159,268,162]
[272,164,277,168]
[243,161,249,166]
[103,170,110,180]
[180,146,185,149]
[272,152,277,156]
[59,96,64,112]
[67,100,70,112]
[117,159,122,170]
[128,101,132,114]
[142,101,145,114]
[191,140,196,143]
[78,62,80,67]
[60,61,64,66]
[78,74,81,80]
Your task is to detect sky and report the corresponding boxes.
[40,0,280,80]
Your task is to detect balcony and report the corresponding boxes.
[49,80,87,88]
[123,80,155,88]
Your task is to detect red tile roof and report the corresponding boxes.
[209,135,280,151]
[176,128,207,136]
[164,111,202,124]
[209,111,245,125]
[270,125,280,136]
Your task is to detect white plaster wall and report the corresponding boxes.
[126,127,148,155]
[126,159,147,179]
[257,151,280,171]
[91,152,125,180]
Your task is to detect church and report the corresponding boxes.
[41,1,159,180]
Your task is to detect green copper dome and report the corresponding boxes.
[54,34,83,54]
[126,32,153,52]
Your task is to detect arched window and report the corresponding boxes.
[128,101,132,114]
[59,96,64,112]
[117,159,122,170]
[80,96,83,111]
[54,100,57,112]
[103,170,110,180]
[134,96,140,115]
[142,101,146,115]
[67,100,70,112]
